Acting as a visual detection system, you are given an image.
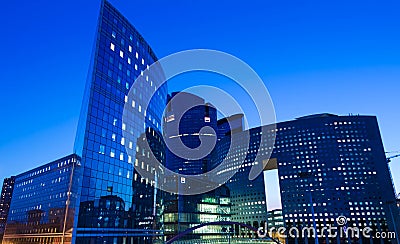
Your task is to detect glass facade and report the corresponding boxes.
[214,113,400,243]
[163,92,229,241]
[164,92,218,175]
[72,0,167,243]
[163,186,231,241]
[0,177,15,242]
[2,154,81,244]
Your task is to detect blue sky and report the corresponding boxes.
[0,0,399,206]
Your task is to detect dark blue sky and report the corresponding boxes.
[0,0,399,198]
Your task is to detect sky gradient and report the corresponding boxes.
[0,0,399,205]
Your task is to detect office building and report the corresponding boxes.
[164,92,217,175]
[72,0,167,243]
[163,186,231,242]
[0,177,15,242]
[163,92,231,242]
[2,155,81,244]
[267,209,284,230]
[267,209,285,243]
[215,113,400,243]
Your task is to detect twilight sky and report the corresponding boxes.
[0,0,399,208]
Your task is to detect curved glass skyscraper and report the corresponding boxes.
[73,0,167,243]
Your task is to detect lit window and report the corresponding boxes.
[110,149,115,158]
[129,141,133,149]
[99,145,105,155]
[120,50,124,58]
[128,156,132,163]
[142,58,144,65]
[124,96,128,103]
[135,52,139,59]
[112,133,116,141]
[129,45,132,52]
[126,82,129,89]
[121,137,125,145]
[138,105,142,113]
[112,31,116,38]
[205,117,211,122]
[128,57,131,64]
[134,64,138,70]
[110,43,115,51]
[132,100,136,108]
[120,153,124,161]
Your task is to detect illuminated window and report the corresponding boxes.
[99,145,105,155]
[112,31,116,38]
[128,57,131,64]
[129,45,132,52]
[110,149,115,158]
[120,50,124,58]
[135,52,139,59]
[110,43,115,51]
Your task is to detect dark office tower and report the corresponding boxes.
[73,0,167,243]
[0,177,15,241]
[164,92,217,175]
[163,92,231,242]
[216,114,244,141]
[214,114,399,243]
[2,155,81,244]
